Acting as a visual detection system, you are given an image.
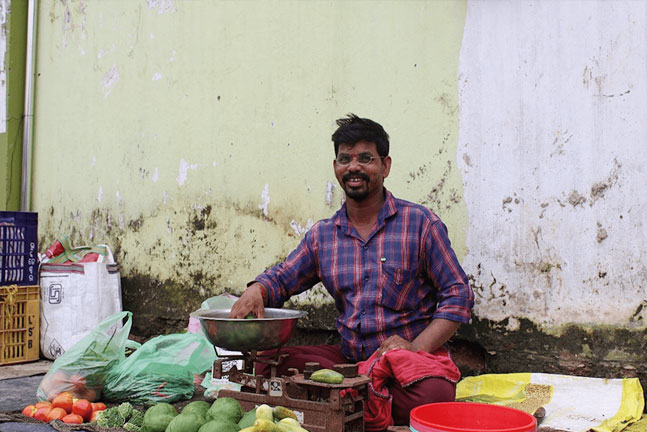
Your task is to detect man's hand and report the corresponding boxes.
[375,335,417,357]
[229,283,267,318]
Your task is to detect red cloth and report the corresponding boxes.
[357,348,461,431]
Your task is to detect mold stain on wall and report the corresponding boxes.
[458,316,647,394]
[38,192,340,337]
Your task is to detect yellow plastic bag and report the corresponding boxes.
[456,373,644,432]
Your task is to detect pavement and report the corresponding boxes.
[0,360,56,432]
[0,360,52,411]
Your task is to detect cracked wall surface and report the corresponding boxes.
[458,1,647,327]
[456,0,647,390]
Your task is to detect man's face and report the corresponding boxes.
[333,140,391,202]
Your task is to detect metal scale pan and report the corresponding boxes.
[191,307,307,352]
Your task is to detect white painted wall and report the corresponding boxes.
[458,0,647,327]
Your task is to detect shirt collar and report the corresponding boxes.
[334,188,398,228]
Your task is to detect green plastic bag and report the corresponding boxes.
[103,332,217,403]
[37,311,135,401]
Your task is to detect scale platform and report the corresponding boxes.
[213,353,370,432]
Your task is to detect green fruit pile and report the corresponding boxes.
[140,398,310,432]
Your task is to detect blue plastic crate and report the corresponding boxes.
[0,212,38,286]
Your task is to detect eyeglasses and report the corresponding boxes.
[335,152,384,166]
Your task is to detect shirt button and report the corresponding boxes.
[361,311,366,315]
[363,245,368,250]
[364,275,369,281]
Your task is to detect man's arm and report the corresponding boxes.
[229,229,320,319]
[412,318,460,352]
[374,318,460,357]
[424,219,474,324]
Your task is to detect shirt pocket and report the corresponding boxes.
[377,265,420,311]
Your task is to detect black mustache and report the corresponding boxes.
[342,172,369,182]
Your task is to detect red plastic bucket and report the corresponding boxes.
[410,402,537,432]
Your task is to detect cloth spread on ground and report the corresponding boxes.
[456,373,645,432]
[357,347,461,431]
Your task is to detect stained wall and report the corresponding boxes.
[28,0,647,386]
[31,0,468,334]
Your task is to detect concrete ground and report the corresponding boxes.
[0,360,56,432]
[0,360,52,412]
[0,361,52,381]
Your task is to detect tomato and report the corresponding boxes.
[79,387,97,401]
[21,405,36,417]
[69,374,87,393]
[91,402,106,412]
[62,413,84,424]
[34,401,52,409]
[49,371,71,399]
[72,399,93,422]
[47,407,67,422]
[39,369,73,401]
[33,406,51,422]
[52,391,74,414]
[90,410,100,422]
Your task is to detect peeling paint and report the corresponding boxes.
[146,0,176,15]
[567,190,586,207]
[259,184,270,217]
[589,158,621,205]
[325,182,335,206]
[177,158,198,186]
[289,218,313,236]
[101,64,120,98]
[596,224,608,243]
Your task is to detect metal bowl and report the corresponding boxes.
[190,308,307,352]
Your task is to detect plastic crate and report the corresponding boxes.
[0,284,40,365]
[0,211,38,286]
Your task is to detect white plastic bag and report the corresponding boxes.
[39,241,122,360]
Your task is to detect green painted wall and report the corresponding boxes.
[31,0,467,334]
[0,0,28,211]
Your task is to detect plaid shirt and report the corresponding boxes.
[256,189,474,362]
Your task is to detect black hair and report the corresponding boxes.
[331,113,390,157]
